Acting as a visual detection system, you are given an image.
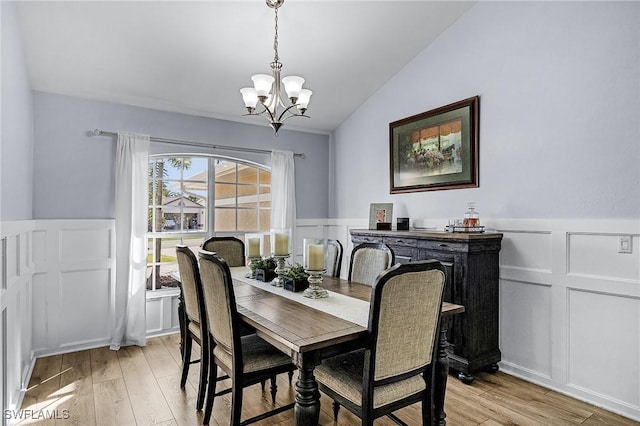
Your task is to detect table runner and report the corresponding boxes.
[230,267,370,327]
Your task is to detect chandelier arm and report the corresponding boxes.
[280,113,310,123]
[276,103,305,122]
[245,104,278,123]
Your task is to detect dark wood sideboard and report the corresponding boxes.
[350,229,503,383]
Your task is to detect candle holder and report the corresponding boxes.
[246,256,262,278]
[245,233,265,278]
[303,269,329,299]
[303,237,328,298]
[271,254,290,287]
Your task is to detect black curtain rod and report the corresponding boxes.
[92,129,305,158]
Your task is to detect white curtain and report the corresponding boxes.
[111,132,149,350]
[270,150,297,253]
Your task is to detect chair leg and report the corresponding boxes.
[203,361,218,425]
[269,376,277,404]
[230,380,243,426]
[260,380,266,392]
[196,341,209,411]
[288,369,294,384]
[332,400,340,421]
[180,334,193,388]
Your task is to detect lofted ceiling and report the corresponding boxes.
[14,1,475,135]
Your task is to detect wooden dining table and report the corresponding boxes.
[229,271,465,426]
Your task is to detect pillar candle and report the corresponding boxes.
[307,244,324,270]
[247,237,261,257]
[274,233,289,255]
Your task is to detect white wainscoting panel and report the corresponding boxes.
[500,230,553,273]
[32,220,115,355]
[568,233,640,282]
[59,269,111,346]
[0,220,35,417]
[145,290,181,337]
[568,288,639,407]
[500,279,553,378]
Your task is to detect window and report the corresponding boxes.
[146,155,271,291]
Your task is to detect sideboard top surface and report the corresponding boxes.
[350,229,503,242]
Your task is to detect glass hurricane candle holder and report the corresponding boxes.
[303,238,329,299]
[270,228,291,257]
[245,233,264,278]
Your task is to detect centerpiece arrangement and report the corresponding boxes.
[282,263,309,292]
[251,256,277,282]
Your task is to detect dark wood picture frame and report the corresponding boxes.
[389,96,479,193]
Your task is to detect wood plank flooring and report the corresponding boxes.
[18,333,638,425]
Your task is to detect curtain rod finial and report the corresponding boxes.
[93,129,102,136]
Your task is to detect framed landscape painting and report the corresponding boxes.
[389,96,479,193]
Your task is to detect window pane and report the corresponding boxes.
[215,183,237,205]
[215,160,236,183]
[215,208,236,231]
[259,169,271,184]
[259,209,271,231]
[238,166,258,184]
[237,183,257,198]
[238,209,257,231]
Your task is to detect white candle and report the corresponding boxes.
[274,233,289,255]
[247,237,261,257]
[307,244,324,270]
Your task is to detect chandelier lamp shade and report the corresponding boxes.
[240,0,312,134]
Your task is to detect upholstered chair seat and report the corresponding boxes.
[314,349,426,409]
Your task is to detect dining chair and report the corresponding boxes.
[325,239,344,278]
[202,236,246,267]
[175,245,211,411]
[198,250,296,425]
[315,260,447,425]
[348,242,395,286]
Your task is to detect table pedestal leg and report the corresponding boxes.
[294,356,320,426]
[433,325,449,426]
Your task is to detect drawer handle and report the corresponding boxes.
[439,244,448,248]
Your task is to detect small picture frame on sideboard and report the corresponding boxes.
[369,203,393,230]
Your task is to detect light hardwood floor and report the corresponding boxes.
[18,333,638,426]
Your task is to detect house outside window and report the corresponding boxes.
[147,155,271,291]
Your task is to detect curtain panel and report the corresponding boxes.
[270,150,297,254]
[111,132,149,350]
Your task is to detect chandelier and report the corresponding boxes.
[240,0,312,134]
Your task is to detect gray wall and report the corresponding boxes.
[1,1,34,221]
[331,1,640,221]
[32,92,330,219]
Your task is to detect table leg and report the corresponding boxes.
[294,354,321,426]
[433,325,450,426]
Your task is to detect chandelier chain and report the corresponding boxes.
[273,7,279,63]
